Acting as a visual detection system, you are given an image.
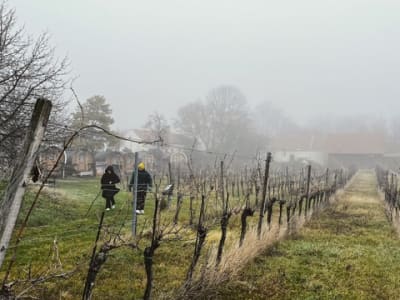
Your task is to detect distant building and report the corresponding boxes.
[65,150,94,176]
[273,150,328,166]
[271,130,387,168]
[325,132,385,168]
[120,128,192,171]
[38,146,66,178]
[95,151,135,177]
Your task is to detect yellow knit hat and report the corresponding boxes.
[138,162,145,171]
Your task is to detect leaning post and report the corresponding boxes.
[0,98,52,269]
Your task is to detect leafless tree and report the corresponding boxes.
[0,2,69,177]
[144,111,169,144]
[176,85,266,155]
[253,101,298,138]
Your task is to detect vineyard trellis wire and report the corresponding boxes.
[0,102,355,299]
[3,158,352,299]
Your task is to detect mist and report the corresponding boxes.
[11,0,400,131]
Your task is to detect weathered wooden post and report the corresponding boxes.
[167,160,173,208]
[173,192,183,225]
[257,152,272,238]
[278,200,285,226]
[304,165,312,216]
[0,98,52,269]
[324,168,329,203]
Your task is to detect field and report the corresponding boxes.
[217,171,400,299]
[0,167,364,299]
[1,177,199,299]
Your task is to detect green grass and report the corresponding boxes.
[3,171,398,299]
[216,171,400,299]
[0,177,249,299]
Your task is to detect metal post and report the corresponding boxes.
[62,150,67,179]
[132,152,139,237]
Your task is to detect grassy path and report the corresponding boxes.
[217,170,400,299]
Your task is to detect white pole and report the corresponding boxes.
[132,152,139,237]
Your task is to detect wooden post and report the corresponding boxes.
[220,161,225,207]
[173,192,183,225]
[324,168,329,203]
[0,98,52,269]
[257,152,272,239]
[167,160,173,208]
[305,165,312,215]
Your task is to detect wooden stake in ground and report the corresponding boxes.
[0,98,52,269]
[304,165,312,215]
[257,152,272,238]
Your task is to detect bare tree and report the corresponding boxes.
[0,2,69,176]
[144,111,170,144]
[176,85,265,155]
[253,101,298,138]
[176,100,211,149]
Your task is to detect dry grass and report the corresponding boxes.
[176,208,322,299]
[173,177,351,299]
[214,170,400,299]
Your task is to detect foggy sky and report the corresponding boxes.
[13,0,400,130]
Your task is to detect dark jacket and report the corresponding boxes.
[101,166,120,198]
[129,169,152,191]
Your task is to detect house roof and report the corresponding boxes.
[271,130,326,152]
[325,132,385,154]
[271,131,385,154]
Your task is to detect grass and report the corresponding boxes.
[1,178,157,298]
[216,171,400,299]
[0,177,259,299]
[1,171,385,299]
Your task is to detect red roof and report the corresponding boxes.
[271,131,385,154]
[325,132,385,154]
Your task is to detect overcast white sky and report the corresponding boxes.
[12,0,400,130]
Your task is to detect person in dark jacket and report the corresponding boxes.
[101,165,120,211]
[129,162,152,214]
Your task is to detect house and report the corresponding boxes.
[326,132,385,168]
[65,150,95,176]
[271,131,328,165]
[95,151,135,177]
[120,128,155,153]
[120,128,191,170]
[271,130,387,168]
[38,146,67,178]
[273,150,328,166]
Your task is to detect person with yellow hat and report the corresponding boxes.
[129,162,152,214]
